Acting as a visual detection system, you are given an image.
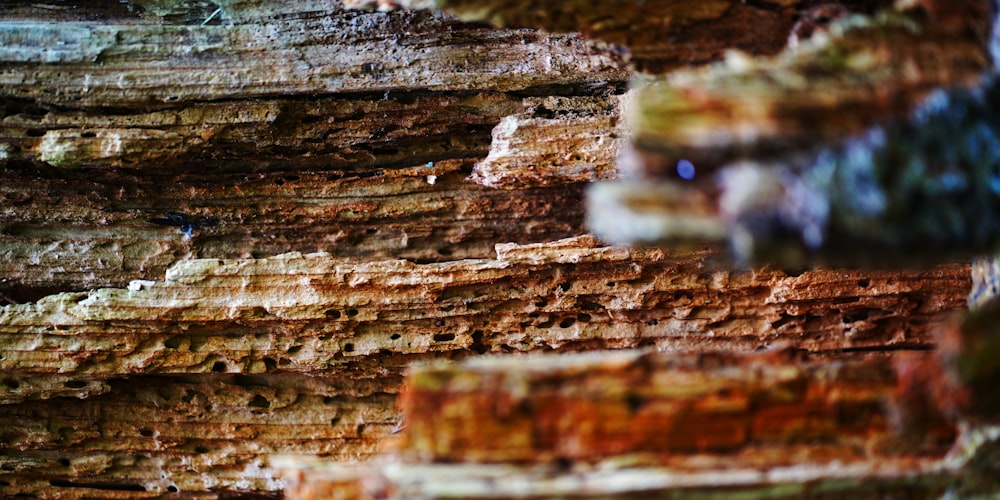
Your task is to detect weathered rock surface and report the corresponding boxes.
[470,95,627,188]
[0,159,587,301]
[279,349,1000,499]
[347,0,895,72]
[1,373,399,497]
[626,1,995,171]
[1,236,968,401]
[0,0,988,497]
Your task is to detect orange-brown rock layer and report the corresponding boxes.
[0,236,969,404]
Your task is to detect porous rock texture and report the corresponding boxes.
[0,0,984,498]
[280,349,1000,499]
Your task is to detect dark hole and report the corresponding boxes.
[557,282,572,292]
[325,309,342,319]
[164,336,184,349]
[167,485,179,493]
[287,345,302,354]
[346,308,359,317]
[248,394,270,409]
[606,281,615,287]
[80,131,96,138]
[390,333,401,340]
[64,380,87,389]
[0,480,9,486]
[626,393,646,412]
[858,279,870,288]
[139,428,154,437]
[843,310,870,323]
[673,291,694,302]
[646,319,659,326]
[58,458,70,467]
[771,313,794,329]
[343,343,355,352]
[195,445,210,454]
[262,357,277,371]
[784,267,807,278]
[284,175,300,182]
[365,228,378,234]
[211,361,226,372]
[559,318,576,328]
[577,313,591,322]
[26,129,45,137]
[554,456,574,471]
[331,416,342,426]
[274,178,285,186]
[471,330,490,354]
[356,423,366,436]
[433,333,455,342]
[437,247,453,256]
[534,299,548,308]
[2,378,19,389]
[537,319,554,329]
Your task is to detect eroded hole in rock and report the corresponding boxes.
[433,333,456,342]
[64,380,86,389]
[325,309,342,319]
[843,310,872,323]
[343,343,355,353]
[2,378,19,389]
[772,313,795,329]
[559,317,577,328]
[249,394,270,409]
[471,330,490,354]
[211,361,227,372]
[139,428,154,437]
[626,393,646,413]
[262,357,277,371]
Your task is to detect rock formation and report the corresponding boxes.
[0,0,996,497]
